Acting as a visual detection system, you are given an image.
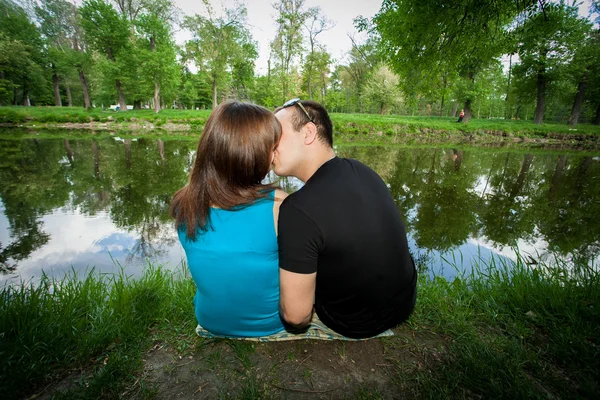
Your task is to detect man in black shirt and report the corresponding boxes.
[273,99,417,339]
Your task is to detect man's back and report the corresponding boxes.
[278,157,417,338]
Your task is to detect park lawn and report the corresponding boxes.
[1,254,598,399]
[2,106,600,139]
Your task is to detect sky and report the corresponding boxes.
[173,0,384,74]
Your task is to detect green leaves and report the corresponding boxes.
[80,0,130,59]
[183,3,257,108]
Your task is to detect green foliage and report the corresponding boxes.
[270,0,308,103]
[363,64,402,114]
[514,2,593,123]
[183,1,257,108]
[134,0,180,111]
[80,0,130,59]
[368,0,532,118]
[0,0,48,105]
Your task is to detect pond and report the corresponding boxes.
[1,135,599,284]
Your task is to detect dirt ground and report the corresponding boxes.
[140,326,448,399]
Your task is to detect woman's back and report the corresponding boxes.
[179,190,284,337]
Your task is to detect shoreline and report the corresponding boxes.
[1,107,599,149]
[1,123,600,150]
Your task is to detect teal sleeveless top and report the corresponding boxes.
[178,190,285,337]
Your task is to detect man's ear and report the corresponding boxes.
[303,122,318,145]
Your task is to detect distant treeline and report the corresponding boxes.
[1,0,599,126]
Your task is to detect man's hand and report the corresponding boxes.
[279,269,316,328]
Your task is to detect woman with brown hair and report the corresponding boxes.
[170,101,287,337]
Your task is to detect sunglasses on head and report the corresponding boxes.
[281,98,313,123]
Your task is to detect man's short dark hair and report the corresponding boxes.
[276,100,333,147]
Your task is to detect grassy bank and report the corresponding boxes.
[1,254,598,399]
[2,106,600,141]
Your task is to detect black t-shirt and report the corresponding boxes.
[278,157,417,339]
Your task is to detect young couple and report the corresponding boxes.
[170,99,417,340]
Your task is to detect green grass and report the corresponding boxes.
[1,253,598,399]
[0,265,196,399]
[408,254,599,398]
[2,106,600,139]
[0,106,212,125]
[332,112,600,136]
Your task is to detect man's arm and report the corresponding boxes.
[279,269,316,328]
[277,200,321,329]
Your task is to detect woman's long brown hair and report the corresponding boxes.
[170,101,282,240]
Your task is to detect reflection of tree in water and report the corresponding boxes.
[345,146,600,264]
[2,138,600,270]
[384,147,479,252]
[108,138,190,262]
[0,222,49,272]
[125,214,178,263]
[0,137,192,271]
[478,152,538,246]
[0,139,71,272]
[413,149,479,251]
[533,155,600,264]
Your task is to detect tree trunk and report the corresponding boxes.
[533,68,546,124]
[0,71,4,106]
[23,91,30,106]
[461,71,475,123]
[116,79,127,110]
[66,86,72,107]
[462,99,472,123]
[79,69,91,109]
[111,44,126,109]
[52,72,62,107]
[133,100,142,110]
[154,81,160,113]
[568,70,588,127]
[440,75,447,117]
[504,54,512,119]
[451,103,458,117]
[212,77,217,109]
[321,72,326,103]
[595,102,600,125]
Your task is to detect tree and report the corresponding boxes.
[363,64,402,114]
[35,0,74,106]
[301,47,331,104]
[566,28,599,126]
[302,6,333,100]
[183,0,257,108]
[339,37,380,113]
[80,0,131,110]
[368,0,534,122]
[0,0,47,106]
[516,2,591,124]
[135,0,179,112]
[271,0,307,103]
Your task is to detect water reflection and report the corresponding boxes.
[1,137,599,282]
